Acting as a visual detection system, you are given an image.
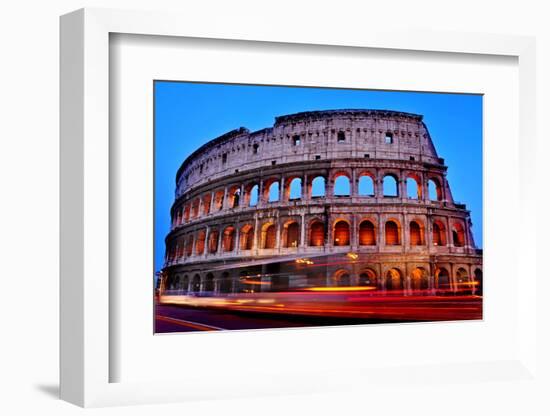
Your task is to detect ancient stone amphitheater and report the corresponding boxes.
[161,109,482,296]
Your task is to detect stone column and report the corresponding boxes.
[217,229,223,254]
[351,169,357,197]
[253,216,259,254]
[300,213,306,249]
[258,180,264,206]
[352,215,358,249]
[302,173,308,200]
[379,215,385,247]
[275,218,281,252]
[326,172,334,197]
[239,184,245,207]
[403,214,410,250]
[375,175,383,200]
[203,226,210,259]
[426,216,433,249]
[222,186,228,210]
[191,233,196,258]
[446,216,453,249]
[235,226,241,254]
[279,176,285,202]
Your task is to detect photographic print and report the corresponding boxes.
[154,82,482,333]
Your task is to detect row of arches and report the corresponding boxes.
[171,171,446,227]
[163,266,482,295]
[166,217,468,260]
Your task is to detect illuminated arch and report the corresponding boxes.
[222,226,235,252]
[385,268,403,291]
[333,220,350,246]
[309,219,325,246]
[411,267,429,290]
[282,220,300,248]
[359,220,376,246]
[239,224,254,250]
[359,268,378,287]
[261,222,277,249]
[385,220,401,245]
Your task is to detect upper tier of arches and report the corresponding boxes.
[175,110,443,197]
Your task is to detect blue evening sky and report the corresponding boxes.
[155,82,483,274]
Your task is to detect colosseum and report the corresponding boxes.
[160,109,482,297]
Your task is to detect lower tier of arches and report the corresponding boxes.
[161,255,482,297]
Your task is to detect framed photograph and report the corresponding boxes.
[154,82,484,334]
[60,7,541,409]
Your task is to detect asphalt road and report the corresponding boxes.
[155,304,392,333]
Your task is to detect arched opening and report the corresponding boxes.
[288,177,302,200]
[428,178,443,201]
[433,220,447,246]
[214,190,224,211]
[311,176,326,197]
[204,273,215,292]
[436,268,450,292]
[222,226,235,252]
[385,268,403,291]
[385,220,401,245]
[358,174,374,196]
[452,223,466,247]
[208,230,219,253]
[359,220,376,245]
[406,176,421,199]
[411,267,429,290]
[191,199,200,218]
[309,220,325,246]
[283,221,300,248]
[202,194,212,215]
[409,221,424,246]
[456,267,470,292]
[219,272,232,294]
[268,181,280,202]
[474,268,483,295]
[333,269,351,286]
[195,229,206,255]
[191,274,201,292]
[262,223,277,249]
[248,184,259,206]
[183,205,191,222]
[334,174,351,196]
[240,224,254,250]
[359,268,377,287]
[383,175,399,197]
[333,220,350,246]
[185,235,194,256]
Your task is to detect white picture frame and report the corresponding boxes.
[60,7,542,409]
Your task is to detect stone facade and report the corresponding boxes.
[161,109,482,295]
